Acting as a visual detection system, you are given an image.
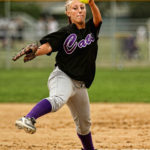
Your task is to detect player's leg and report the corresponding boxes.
[15,67,74,133]
[46,66,75,112]
[67,86,95,150]
[25,66,74,118]
[15,98,52,133]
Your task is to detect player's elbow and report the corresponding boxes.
[93,17,102,28]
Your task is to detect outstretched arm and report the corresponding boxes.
[89,0,102,27]
[12,42,52,62]
[35,42,52,56]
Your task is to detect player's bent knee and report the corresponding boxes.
[46,96,67,112]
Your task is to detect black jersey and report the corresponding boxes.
[40,18,102,88]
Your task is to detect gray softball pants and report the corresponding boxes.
[46,66,91,135]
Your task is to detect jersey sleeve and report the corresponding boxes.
[40,28,66,55]
[87,18,102,40]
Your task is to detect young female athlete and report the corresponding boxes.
[15,0,102,149]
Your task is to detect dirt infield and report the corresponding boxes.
[1,103,150,150]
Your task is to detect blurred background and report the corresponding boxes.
[0,1,150,103]
[0,0,150,69]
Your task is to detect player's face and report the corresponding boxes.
[67,0,86,25]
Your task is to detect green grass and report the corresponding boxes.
[89,67,150,102]
[0,68,51,103]
[0,67,150,103]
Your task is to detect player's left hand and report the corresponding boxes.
[12,43,38,63]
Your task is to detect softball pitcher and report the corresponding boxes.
[14,0,102,149]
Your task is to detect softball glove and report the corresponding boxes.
[12,43,38,63]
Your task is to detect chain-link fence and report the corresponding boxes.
[0,1,150,69]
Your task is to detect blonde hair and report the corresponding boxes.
[65,0,74,12]
[65,0,74,24]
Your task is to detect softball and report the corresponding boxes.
[79,0,89,4]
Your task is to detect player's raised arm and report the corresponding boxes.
[89,0,102,27]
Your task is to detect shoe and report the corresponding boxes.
[15,116,36,134]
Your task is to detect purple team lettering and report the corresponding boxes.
[63,33,95,54]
